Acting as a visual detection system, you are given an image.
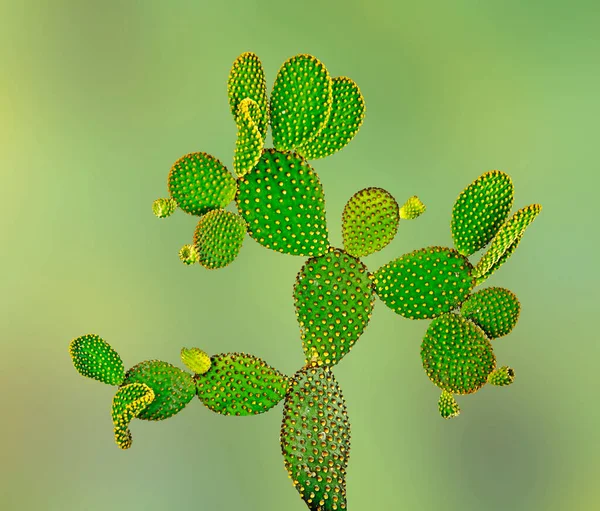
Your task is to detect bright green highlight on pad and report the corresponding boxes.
[181,347,211,375]
[122,361,195,421]
[488,366,516,386]
[281,365,350,511]
[193,209,246,269]
[270,54,333,152]
[236,149,329,257]
[167,152,236,216]
[196,353,288,416]
[297,76,365,160]
[342,187,400,258]
[179,244,199,265]
[233,98,264,178]
[461,287,520,339]
[439,390,460,419]
[451,171,514,256]
[374,247,474,319]
[399,196,426,220]
[294,248,374,367]
[69,334,125,386]
[152,198,177,218]
[111,383,155,450]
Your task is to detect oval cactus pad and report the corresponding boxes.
[270,54,333,152]
[281,365,350,511]
[69,334,125,386]
[374,247,475,319]
[167,152,236,216]
[342,187,400,258]
[451,171,514,256]
[193,209,246,269]
[236,149,329,256]
[294,248,374,367]
[111,383,155,450]
[460,287,520,339]
[196,353,288,416]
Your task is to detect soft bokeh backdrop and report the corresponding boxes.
[1,1,598,510]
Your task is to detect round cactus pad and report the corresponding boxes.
[421,314,496,394]
[461,287,520,339]
[294,248,374,366]
[152,198,177,218]
[167,152,237,216]
[297,76,365,160]
[281,365,350,511]
[69,334,125,386]
[196,353,288,416]
[179,244,199,266]
[374,247,475,319]
[342,187,400,258]
[193,209,246,269]
[236,149,329,257]
[122,361,196,421]
[451,171,514,256]
[111,383,155,450]
[270,54,333,152]
[233,98,264,178]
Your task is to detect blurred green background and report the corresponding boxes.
[1,0,598,510]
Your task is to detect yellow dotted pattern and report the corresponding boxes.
[180,347,211,375]
[438,390,460,419]
[297,76,365,160]
[233,98,264,178]
[294,248,374,367]
[178,244,199,265]
[196,353,289,416]
[487,366,516,386]
[111,383,155,450]
[399,195,426,220]
[451,170,514,256]
[193,209,246,269]
[69,334,125,386]
[475,233,522,285]
[167,152,236,216]
[421,313,496,395]
[281,365,350,511]
[270,54,333,152]
[341,187,400,258]
[152,197,177,218]
[461,287,521,339]
[236,149,329,257]
[374,246,474,320]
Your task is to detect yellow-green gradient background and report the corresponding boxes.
[1,1,598,510]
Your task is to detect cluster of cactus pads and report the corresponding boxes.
[69,52,542,510]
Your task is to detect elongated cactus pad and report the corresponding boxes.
[374,247,475,319]
[227,52,268,138]
[196,353,288,416]
[297,76,365,160]
[474,204,542,279]
[421,314,496,394]
[111,383,155,449]
[451,171,514,256]
[69,334,125,386]
[181,347,211,375]
[270,54,333,152]
[179,244,199,265]
[167,152,237,216]
[399,196,426,220]
[341,187,400,258]
[152,198,177,218]
[236,149,329,257]
[122,361,196,421]
[461,287,520,339]
[487,366,515,386]
[294,248,374,366]
[439,390,460,419]
[233,98,264,178]
[281,365,350,511]
[193,209,246,269]
[475,234,522,286]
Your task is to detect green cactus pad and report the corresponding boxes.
[69,334,125,386]
[227,52,268,138]
[474,234,522,286]
[421,313,496,394]
[193,209,246,269]
[399,196,426,220]
[451,171,514,256]
[297,76,365,160]
[179,244,199,266]
[122,361,196,421]
[196,353,288,416]
[439,390,460,419]
[281,365,350,511]
[461,287,521,339]
[180,347,211,375]
[270,54,333,152]
[233,98,264,178]
[167,152,237,216]
[374,247,475,320]
[152,198,177,218]
[341,187,400,258]
[111,383,155,450]
[474,204,542,280]
[236,149,329,257]
[487,366,515,386]
[294,248,374,367]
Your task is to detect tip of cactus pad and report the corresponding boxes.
[179,244,199,265]
[399,196,426,220]
[439,391,460,419]
[112,383,155,449]
[180,347,211,375]
[152,198,177,218]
